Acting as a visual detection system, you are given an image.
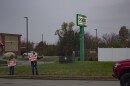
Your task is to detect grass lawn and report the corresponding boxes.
[0,61,113,77]
[0,60,7,66]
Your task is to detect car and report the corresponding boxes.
[22,51,38,56]
[112,59,130,86]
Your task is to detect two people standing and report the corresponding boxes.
[7,51,38,75]
[28,51,38,75]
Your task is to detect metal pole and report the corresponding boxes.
[42,34,44,57]
[42,34,43,42]
[24,17,28,56]
[94,29,98,51]
[94,29,97,40]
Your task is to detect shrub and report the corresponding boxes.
[3,52,16,59]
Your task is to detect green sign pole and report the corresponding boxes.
[80,26,85,61]
[76,14,87,61]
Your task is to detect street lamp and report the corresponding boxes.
[94,29,97,40]
[24,17,29,56]
[94,29,98,51]
[42,34,44,57]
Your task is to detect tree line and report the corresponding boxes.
[21,22,130,56]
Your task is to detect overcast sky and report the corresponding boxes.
[0,0,130,44]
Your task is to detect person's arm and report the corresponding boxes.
[28,55,32,61]
[13,59,16,66]
[7,61,11,67]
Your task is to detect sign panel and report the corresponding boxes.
[77,14,87,27]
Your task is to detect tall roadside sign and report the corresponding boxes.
[76,14,87,61]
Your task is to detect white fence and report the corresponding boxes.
[98,48,130,61]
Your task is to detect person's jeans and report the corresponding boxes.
[31,61,38,75]
[9,66,14,75]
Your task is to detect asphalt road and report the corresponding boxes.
[0,79,120,86]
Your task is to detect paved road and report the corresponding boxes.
[0,79,120,86]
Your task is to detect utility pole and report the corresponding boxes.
[24,17,29,56]
[94,29,97,40]
[94,29,98,51]
[42,34,44,57]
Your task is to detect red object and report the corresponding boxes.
[112,59,130,86]
[8,59,16,67]
[0,42,4,46]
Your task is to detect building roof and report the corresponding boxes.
[0,33,22,36]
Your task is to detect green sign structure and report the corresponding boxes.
[77,14,87,27]
[76,14,87,61]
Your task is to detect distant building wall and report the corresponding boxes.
[5,36,18,51]
[0,35,4,55]
[98,48,130,61]
[0,36,1,41]
[0,33,21,55]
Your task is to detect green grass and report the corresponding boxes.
[0,60,7,66]
[0,61,113,77]
[40,56,59,62]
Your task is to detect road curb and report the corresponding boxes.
[0,75,118,81]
